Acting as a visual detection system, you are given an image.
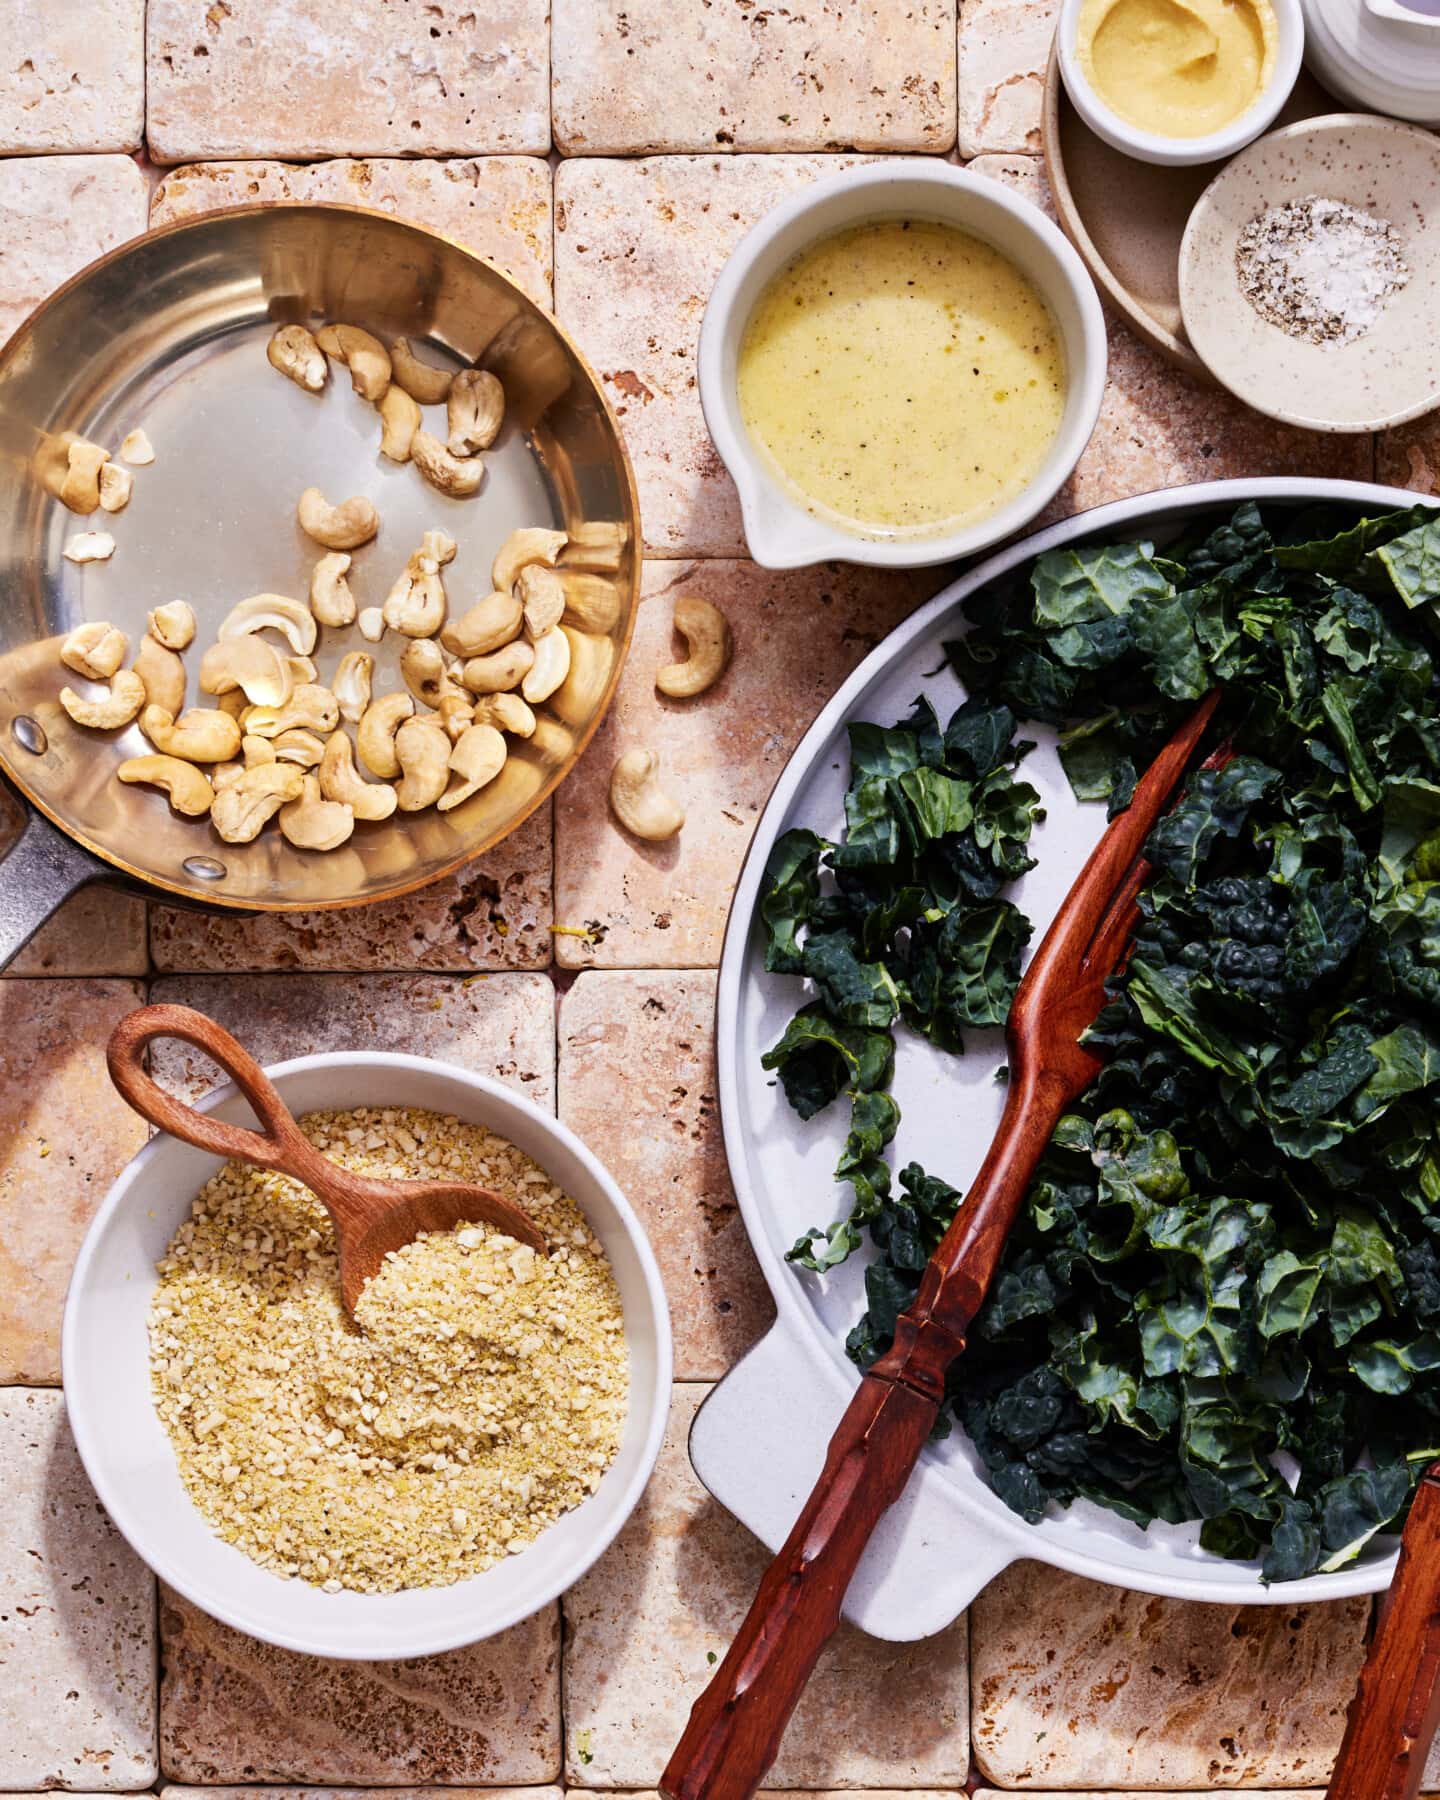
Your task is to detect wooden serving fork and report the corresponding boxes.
[660,688,1223,1800]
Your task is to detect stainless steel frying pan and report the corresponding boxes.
[0,204,640,966]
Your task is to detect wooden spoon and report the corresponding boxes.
[106,1002,546,1320]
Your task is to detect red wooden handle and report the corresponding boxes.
[1327,1469,1440,1800]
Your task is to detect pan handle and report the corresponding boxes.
[0,800,106,971]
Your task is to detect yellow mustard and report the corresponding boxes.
[1077,0,1278,139]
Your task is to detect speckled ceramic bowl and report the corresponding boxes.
[1179,113,1440,431]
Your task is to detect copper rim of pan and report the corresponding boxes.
[0,201,643,914]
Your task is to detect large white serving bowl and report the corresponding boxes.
[63,1053,673,1661]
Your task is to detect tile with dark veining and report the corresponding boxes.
[0,0,144,153]
[1379,417,1440,499]
[957,0,1058,155]
[0,153,150,346]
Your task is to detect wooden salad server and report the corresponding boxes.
[660,688,1223,1800]
[106,1002,545,1319]
[1326,1462,1440,1800]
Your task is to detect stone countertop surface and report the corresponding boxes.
[0,3,1429,1793]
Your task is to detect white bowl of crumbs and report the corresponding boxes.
[61,1053,672,1660]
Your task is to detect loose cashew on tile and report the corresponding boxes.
[610,747,684,841]
[332,650,374,725]
[438,723,507,812]
[521,626,571,704]
[272,728,327,767]
[400,637,461,709]
[492,527,567,596]
[117,754,215,816]
[319,729,398,820]
[297,486,380,551]
[62,530,116,564]
[61,621,128,680]
[382,543,449,638]
[211,762,306,843]
[315,323,392,402]
[242,683,340,738]
[436,691,475,743]
[471,690,536,737]
[378,384,422,463]
[118,428,155,466]
[357,606,385,643]
[559,570,622,633]
[393,715,451,810]
[59,668,146,730]
[518,564,565,640]
[147,601,196,651]
[389,337,454,405]
[220,592,318,657]
[412,430,484,498]
[98,462,133,514]
[310,552,357,627]
[267,324,328,394]
[357,691,415,779]
[447,369,505,455]
[280,773,355,851]
[200,637,294,710]
[461,639,534,694]
[657,596,733,699]
[140,703,243,764]
[442,591,523,659]
[133,633,188,716]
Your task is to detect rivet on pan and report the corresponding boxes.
[11,716,47,755]
[182,854,227,882]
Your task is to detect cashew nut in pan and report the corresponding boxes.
[220,592,318,657]
[436,691,475,742]
[242,683,340,738]
[357,691,414,779]
[357,606,385,643]
[442,591,523,659]
[400,637,461,709]
[559,570,622,633]
[315,324,391,402]
[609,748,684,841]
[310,552,357,627]
[268,324,328,394]
[393,715,451,811]
[147,601,196,651]
[59,668,146,730]
[62,531,116,564]
[389,337,454,405]
[460,639,534,694]
[447,369,505,456]
[332,650,374,725]
[411,430,485,498]
[211,762,307,843]
[378,385,422,463]
[271,728,327,767]
[319,729,398,820]
[98,463,133,514]
[117,755,215,816]
[518,563,565,640]
[280,774,355,851]
[471,690,536,737]
[119,429,155,466]
[56,439,110,514]
[140,704,244,764]
[492,527,567,596]
[521,626,571,705]
[297,486,379,551]
[438,723,507,812]
[200,637,294,710]
[61,621,128,680]
[561,518,626,572]
[656,596,733,699]
[133,633,188,716]
[382,542,449,638]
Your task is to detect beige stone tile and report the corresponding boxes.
[0,979,147,1384]
[554,559,931,966]
[160,1790,562,1800]
[0,0,144,152]
[563,1384,968,1786]
[149,971,556,1112]
[146,0,550,163]
[1379,417,1440,496]
[159,1588,559,1783]
[971,1560,1369,1788]
[559,971,772,1379]
[957,0,1057,155]
[552,0,955,155]
[972,1793,1329,1798]
[0,1390,157,1789]
[150,156,554,307]
[149,803,552,973]
[0,154,149,347]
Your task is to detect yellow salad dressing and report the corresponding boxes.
[1077,0,1277,140]
[736,219,1067,540]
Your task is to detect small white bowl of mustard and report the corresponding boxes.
[697,163,1107,572]
[1057,0,1304,167]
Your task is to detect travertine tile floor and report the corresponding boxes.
[0,2,1417,1791]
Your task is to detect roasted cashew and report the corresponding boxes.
[389,337,454,404]
[522,625,572,705]
[493,527,567,596]
[471,690,536,737]
[310,551,356,627]
[559,570,622,633]
[297,486,379,551]
[316,323,392,402]
[133,634,187,716]
[393,715,451,811]
[63,530,116,564]
[98,462,133,514]
[268,324,328,394]
[382,542,448,638]
[59,668,146,730]
[437,691,475,742]
[550,625,616,726]
[272,728,327,767]
[519,563,565,640]
[61,621,128,680]
[242,683,339,738]
[119,429,155,466]
[357,606,385,643]
[216,689,248,720]
[461,639,534,694]
[447,368,505,455]
[421,527,457,567]
[117,754,214,816]
[441,590,522,659]
[400,637,461,709]
[140,703,243,764]
[412,429,484,498]
[319,729,398,820]
[241,734,277,768]
[438,723,506,812]
[57,439,110,514]
[288,653,318,687]
[656,596,732,699]
[211,763,306,843]
[280,773,355,851]
[220,592,317,656]
[610,748,684,841]
[333,650,374,725]
[357,691,414,778]
[200,637,294,710]
[374,384,420,464]
[147,601,196,650]
[561,518,626,572]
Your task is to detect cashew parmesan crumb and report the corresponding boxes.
[148,1105,628,1593]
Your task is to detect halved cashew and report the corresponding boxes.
[657,596,732,699]
[211,763,306,843]
[382,541,448,638]
[411,430,484,498]
[288,653,318,687]
[268,324,328,394]
[561,518,626,572]
[57,439,110,514]
[472,690,536,737]
[200,637,293,710]
[438,723,506,812]
[61,621,128,680]
[272,728,327,766]
[319,729,398,820]
[493,527,567,596]
[140,704,243,764]
[400,637,461,708]
[316,324,392,402]
[441,590,522,658]
[242,683,339,738]
[357,606,385,643]
[297,486,379,551]
[280,773,354,851]
[63,530,116,563]
[610,748,684,840]
[447,369,505,455]
[220,592,317,656]
[389,337,454,404]
[437,691,475,743]
[242,733,277,768]
[333,650,374,724]
[393,715,451,811]
[377,384,422,463]
[519,563,565,640]
[421,528,457,567]
[147,601,196,650]
[559,570,622,633]
[310,552,356,627]
[521,626,571,705]
[119,429,155,466]
[60,668,146,730]
[461,639,534,694]
[117,755,214,816]
[357,691,414,778]
[134,634,187,716]
[98,463,133,513]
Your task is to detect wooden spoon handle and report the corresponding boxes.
[1327,1467,1440,1800]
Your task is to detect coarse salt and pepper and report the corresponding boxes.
[1235,193,1411,344]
